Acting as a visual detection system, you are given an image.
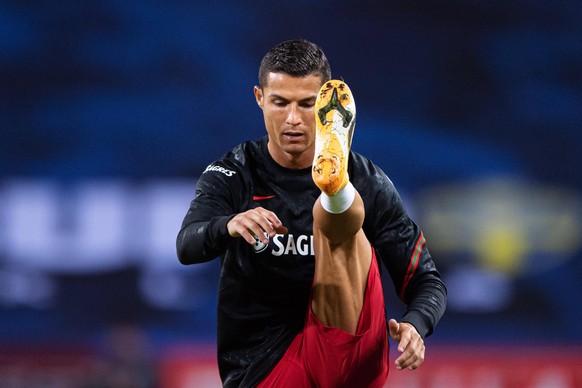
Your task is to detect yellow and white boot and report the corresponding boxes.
[312,80,356,197]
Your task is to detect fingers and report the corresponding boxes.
[275,224,289,235]
[227,207,285,245]
[391,321,425,371]
[388,319,400,341]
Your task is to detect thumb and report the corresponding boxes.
[388,319,400,340]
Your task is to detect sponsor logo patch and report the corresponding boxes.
[251,233,314,257]
[203,164,236,177]
[252,232,269,253]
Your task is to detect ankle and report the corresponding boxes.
[320,181,356,214]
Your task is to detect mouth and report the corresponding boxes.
[283,131,305,141]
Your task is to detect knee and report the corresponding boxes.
[314,204,364,245]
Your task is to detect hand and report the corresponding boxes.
[227,207,288,245]
[388,319,425,371]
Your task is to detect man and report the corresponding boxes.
[177,39,447,387]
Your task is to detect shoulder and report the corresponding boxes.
[224,139,262,164]
[202,139,262,177]
[349,151,394,188]
[349,151,403,211]
[349,151,375,172]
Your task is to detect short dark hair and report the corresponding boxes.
[258,39,332,88]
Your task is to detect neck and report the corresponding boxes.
[267,142,313,170]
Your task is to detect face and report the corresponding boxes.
[254,72,323,169]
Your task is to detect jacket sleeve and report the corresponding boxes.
[366,167,447,338]
[176,162,241,264]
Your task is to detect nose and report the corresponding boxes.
[286,105,301,126]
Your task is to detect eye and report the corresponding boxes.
[273,100,287,107]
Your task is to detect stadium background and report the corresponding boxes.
[1,1,581,386]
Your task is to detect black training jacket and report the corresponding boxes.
[177,136,447,387]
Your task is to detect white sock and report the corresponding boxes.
[320,181,356,214]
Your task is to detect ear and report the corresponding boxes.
[253,86,263,109]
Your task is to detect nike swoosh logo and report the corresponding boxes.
[253,195,276,201]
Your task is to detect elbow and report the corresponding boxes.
[176,242,189,265]
[177,247,215,265]
[176,241,205,265]
[176,228,214,265]
[176,230,196,265]
[176,245,191,265]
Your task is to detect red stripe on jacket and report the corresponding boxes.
[400,232,426,301]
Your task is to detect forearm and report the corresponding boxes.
[176,215,235,264]
[401,275,447,338]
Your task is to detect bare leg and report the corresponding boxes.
[311,189,372,335]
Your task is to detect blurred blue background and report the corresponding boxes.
[1,0,582,386]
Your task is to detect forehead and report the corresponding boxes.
[263,72,322,98]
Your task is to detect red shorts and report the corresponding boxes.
[258,249,389,388]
